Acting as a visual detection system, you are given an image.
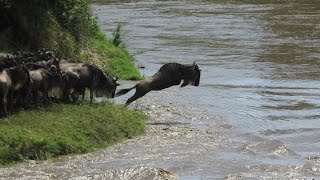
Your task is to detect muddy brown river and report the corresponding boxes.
[1,0,320,179]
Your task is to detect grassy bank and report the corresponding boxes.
[0,102,146,165]
[86,31,143,80]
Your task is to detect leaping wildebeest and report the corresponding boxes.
[116,62,201,106]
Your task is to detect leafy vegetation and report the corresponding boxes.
[88,30,143,80]
[0,0,142,80]
[0,102,146,165]
[0,0,95,55]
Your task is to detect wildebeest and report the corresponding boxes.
[116,62,201,105]
[28,65,63,106]
[61,64,118,103]
[71,76,119,102]
[0,64,29,116]
[36,57,60,69]
[0,53,18,70]
[13,49,54,63]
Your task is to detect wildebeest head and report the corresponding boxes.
[0,53,18,70]
[49,65,62,78]
[93,67,119,98]
[49,58,61,72]
[38,49,54,60]
[180,62,201,87]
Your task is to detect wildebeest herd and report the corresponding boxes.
[0,49,201,117]
[0,49,119,117]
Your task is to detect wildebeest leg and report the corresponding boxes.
[19,88,29,108]
[125,87,149,106]
[0,87,8,117]
[180,80,189,87]
[81,88,85,101]
[0,98,7,117]
[33,91,39,108]
[71,90,79,103]
[43,89,49,106]
[89,88,93,104]
[62,88,71,102]
[7,91,14,114]
[62,71,79,103]
[71,87,85,102]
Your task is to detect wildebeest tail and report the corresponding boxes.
[116,85,136,97]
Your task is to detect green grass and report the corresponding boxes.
[0,102,146,165]
[87,32,143,80]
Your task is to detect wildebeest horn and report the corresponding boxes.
[193,62,201,71]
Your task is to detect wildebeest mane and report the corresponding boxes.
[88,65,112,89]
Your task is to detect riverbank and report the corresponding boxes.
[0,102,146,166]
[0,89,219,179]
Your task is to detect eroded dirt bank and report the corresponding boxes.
[0,90,227,179]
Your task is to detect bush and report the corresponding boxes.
[0,0,142,79]
[0,0,98,57]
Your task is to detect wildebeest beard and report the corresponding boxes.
[116,62,201,105]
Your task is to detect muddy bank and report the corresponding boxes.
[0,90,225,179]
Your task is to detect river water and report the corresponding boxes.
[0,1,319,179]
[92,0,320,179]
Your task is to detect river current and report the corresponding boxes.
[93,0,320,179]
